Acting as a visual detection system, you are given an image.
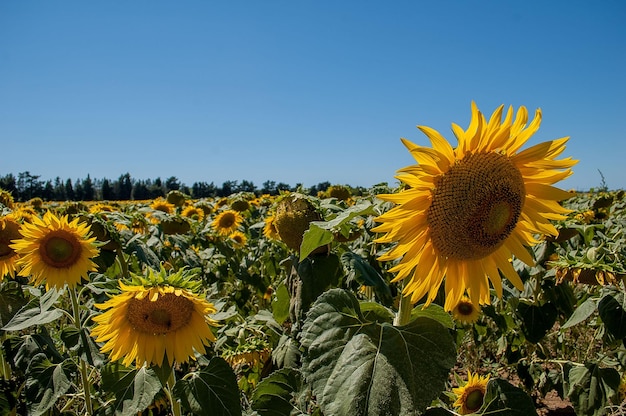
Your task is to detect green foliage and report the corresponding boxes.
[300,289,456,415]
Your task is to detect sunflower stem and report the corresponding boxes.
[394,290,413,326]
[0,334,11,380]
[167,369,182,416]
[116,247,129,278]
[69,287,94,416]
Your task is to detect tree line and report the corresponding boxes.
[0,171,356,202]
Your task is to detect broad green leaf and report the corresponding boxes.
[272,283,291,325]
[173,357,242,416]
[0,281,27,327]
[360,302,394,324]
[423,408,456,415]
[300,224,334,260]
[517,302,557,343]
[2,288,64,332]
[301,289,456,416]
[561,298,597,329]
[410,303,454,330]
[101,363,162,416]
[4,331,64,373]
[273,334,301,369]
[481,378,538,415]
[565,362,620,416]
[341,251,392,306]
[60,326,106,367]
[250,368,302,416]
[598,292,626,339]
[25,354,75,416]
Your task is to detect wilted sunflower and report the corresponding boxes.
[373,102,576,310]
[452,296,481,325]
[11,211,99,289]
[212,209,243,236]
[453,371,490,415]
[0,215,22,278]
[91,267,219,367]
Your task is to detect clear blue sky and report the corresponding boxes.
[1,1,624,191]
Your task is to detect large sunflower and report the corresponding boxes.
[453,371,490,414]
[211,209,243,236]
[373,102,576,310]
[91,267,219,367]
[0,215,22,279]
[11,211,99,289]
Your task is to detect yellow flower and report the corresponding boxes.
[212,209,243,236]
[373,102,576,311]
[228,231,247,247]
[91,268,219,367]
[181,205,205,222]
[262,215,280,240]
[453,371,490,414]
[452,296,481,325]
[11,211,99,289]
[150,198,175,214]
[0,215,22,278]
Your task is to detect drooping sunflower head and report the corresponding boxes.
[11,211,100,289]
[452,371,490,415]
[166,190,187,207]
[212,209,244,236]
[452,296,481,325]
[373,102,577,311]
[91,266,219,368]
[326,185,352,201]
[150,198,175,214]
[0,214,22,279]
[231,198,251,212]
[273,193,322,252]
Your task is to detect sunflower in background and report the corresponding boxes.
[0,214,22,279]
[373,102,576,310]
[228,230,248,247]
[212,209,243,236]
[11,211,99,289]
[453,371,491,414]
[452,296,481,325]
[91,266,219,368]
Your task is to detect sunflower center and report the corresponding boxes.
[428,152,525,260]
[0,221,21,259]
[219,213,235,228]
[457,302,474,316]
[127,293,194,335]
[40,231,82,268]
[465,388,485,412]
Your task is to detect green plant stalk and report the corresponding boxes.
[394,283,413,326]
[0,334,11,380]
[167,369,182,416]
[70,287,94,416]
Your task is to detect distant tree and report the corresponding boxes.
[82,175,95,201]
[17,171,43,201]
[53,177,66,200]
[42,180,54,201]
[0,174,17,196]
[276,182,291,193]
[191,181,217,198]
[237,180,256,193]
[218,180,237,197]
[74,179,85,201]
[65,179,75,200]
[115,173,132,200]
[132,180,151,200]
[101,178,114,200]
[165,176,181,192]
[261,180,277,195]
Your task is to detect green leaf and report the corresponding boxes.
[60,326,106,367]
[250,368,302,416]
[1,288,64,332]
[561,298,597,329]
[272,283,291,325]
[173,357,242,416]
[0,280,27,327]
[565,362,620,416]
[410,303,454,330]
[101,362,162,416]
[341,251,392,306]
[423,408,456,415]
[300,289,456,416]
[25,354,76,416]
[273,334,301,369]
[481,378,538,415]
[598,292,626,339]
[300,224,334,260]
[517,302,557,343]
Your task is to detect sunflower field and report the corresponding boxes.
[1,104,626,416]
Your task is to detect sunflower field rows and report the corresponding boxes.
[1,104,626,416]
